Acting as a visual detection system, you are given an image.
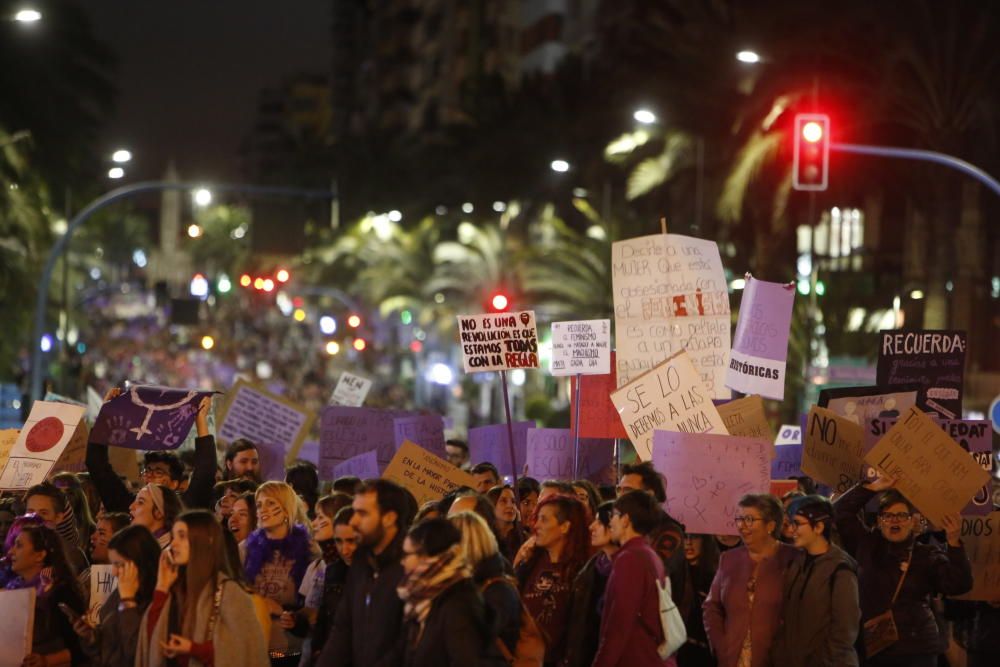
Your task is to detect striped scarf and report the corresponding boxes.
[396,545,471,628]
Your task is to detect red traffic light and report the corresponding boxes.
[491,293,509,311]
[801,121,824,143]
[793,113,830,191]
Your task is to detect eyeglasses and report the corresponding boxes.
[732,515,762,527]
[879,512,912,523]
[141,467,171,479]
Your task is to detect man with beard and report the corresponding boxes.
[224,438,263,482]
[316,479,415,667]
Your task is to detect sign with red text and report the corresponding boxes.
[457,311,539,373]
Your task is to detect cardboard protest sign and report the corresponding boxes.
[217,380,315,471]
[393,415,446,460]
[0,587,34,667]
[88,564,118,624]
[953,513,1000,601]
[802,406,866,493]
[865,407,991,526]
[319,406,413,478]
[570,352,628,439]
[91,385,216,450]
[717,395,775,452]
[725,276,795,399]
[467,421,534,479]
[550,319,611,376]
[652,431,770,535]
[524,428,615,483]
[0,401,86,490]
[611,233,731,398]
[108,445,139,482]
[331,449,380,481]
[0,429,20,471]
[610,350,727,461]
[819,385,921,426]
[381,440,477,507]
[329,371,373,407]
[50,420,89,475]
[457,311,539,373]
[877,329,967,419]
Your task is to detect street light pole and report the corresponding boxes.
[29,181,336,403]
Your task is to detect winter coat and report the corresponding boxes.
[310,556,349,660]
[83,589,146,667]
[834,485,973,658]
[768,544,860,667]
[473,552,521,661]
[401,577,491,667]
[564,550,612,667]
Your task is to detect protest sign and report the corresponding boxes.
[611,233,731,398]
[717,395,775,452]
[0,429,19,470]
[217,379,315,469]
[877,329,967,419]
[725,276,795,399]
[770,479,799,497]
[0,401,86,490]
[652,431,770,535]
[88,564,118,624]
[457,311,539,373]
[393,414,446,460]
[570,352,627,439]
[381,440,478,507]
[44,391,86,408]
[50,420,89,475]
[319,406,413,478]
[329,371,373,407]
[818,385,921,425]
[610,350,726,461]
[331,449,380,481]
[802,406,866,493]
[91,385,216,450]
[0,587,34,667]
[550,319,611,376]
[524,428,615,482]
[953,513,1000,601]
[295,440,319,466]
[775,423,802,446]
[865,407,991,526]
[108,445,139,482]
[772,444,804,479]
[467,421,534,478]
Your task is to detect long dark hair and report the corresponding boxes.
[107,524,161,605]
[173,510,230,631]
[19,524,83,596]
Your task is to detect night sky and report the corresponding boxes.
[84,0,332,182]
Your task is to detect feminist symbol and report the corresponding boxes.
[128,388,198,440]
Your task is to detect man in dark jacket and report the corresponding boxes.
[770,495,860,667]
[316,479,414,667]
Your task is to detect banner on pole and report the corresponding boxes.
[457,311,539,373]
[524,428,615,483]
[550,319,611,376]
[725,276,795,399]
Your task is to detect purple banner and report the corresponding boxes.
[91,385,216,451]
[331,450,380,481]
[393,415,446,460]
[294,440,319,466]
[725,276,796,400]
[468,421,534,480]
[319,406,414,479]
[771,445,804,479]
[525,428,615,484]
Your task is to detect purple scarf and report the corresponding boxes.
[243,524,312,588]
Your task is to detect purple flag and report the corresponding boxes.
[393,415,446,459]
[332,450,380,481]
[91,385,216,451]
[725,276,795,400]
[468,422,534,480]
[319,406,414,479]
[525,428,615,484]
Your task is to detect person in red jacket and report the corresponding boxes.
[592,489,674,667]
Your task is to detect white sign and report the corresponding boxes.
[550,319,611,376]
[775,424,802,446]
[0,401,86,490]
[457,311,539,373]
[330,371,373,407]
[88,564,118,624]
[0,588,34,667]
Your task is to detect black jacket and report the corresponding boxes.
[84,435,217,510]
[834,485,973,657]
[564,551,611,667]
[474,552,521,664]
[82,589,147,667]
[316,532,407,667]
[401,577,491,667]
[311,555,349,659]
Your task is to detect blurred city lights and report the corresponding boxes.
[231,224,247,239]
[89,267,101,280]
[256,361,273,379]
[276,269,290,283]
[347,314,361,328]
[388,209,402,222]
[111,149,132,163]
[815,280,826,296]
[201,335,215,350]
[510,369,526,386]
[217,274,232,293]
[319,316,337,335]
[14,9,42,22]
[39,334,52,352]
[253,277,265,290]
[633,109,656,124]
[353,338,367,352]
[550,159,570,173]
[108,167,124,179]
[187,224,202,238]
[910,289,925,300]
[400,310,412,325]
[262,278,275,292]
[193,188,212,207]
[435,205,447,215]
[492,201,506,212]
[132,249,147,268]
[729,278,746,291]
[434,292,445,304]
[276,292,293,316]
[801,121,824,143]
[239,274,252,287]
[736,50,761,63]
[293,308,307,322]
[325,341,340,355]
[797,279,811,295]
[491,293,509,311]
[427,363,454,386]
[462,202,474,214]
[409,340,423,353]
[190,273,209,297]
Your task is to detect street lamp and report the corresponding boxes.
[111,149,132,163]
[633,109,657,125]
[14,8,42,23]
[736,50,761,64]
[550,159,570,173]
[107,167,124,179]
[193,188,212,207]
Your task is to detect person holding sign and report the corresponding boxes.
[834,476,972,666]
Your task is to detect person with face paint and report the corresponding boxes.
[834,475,972,667]
[565,500,620,667]
[129,483,182,548]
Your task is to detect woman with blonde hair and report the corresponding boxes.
[244,481,316,665]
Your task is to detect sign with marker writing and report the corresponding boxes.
[611,350,727,461]
[393,414,446,460]
[319,406,413,478]
[524,428,615,482]
[217,379,315,471]
[0,401,86,490]
[0,587,34,667]
[652,431,770,536]
[550,319,610,376]
[771,422,805,479]
[331,449,380,481]
[877,329,967,419]
[725,276,795,399]
[88,564,118,625]
[953,513,1000,601]
[570,352,628,439]
[467,421,534,478]
[0,429,18,471]
[91,385,216,451]
[864,407,990,526]
[802,405,866,493]
[457,311,539,373]
[330,371,373,407]
[381,440,478,508]
[611,233,731,398]
[717,394,775,454]
[819,385,921,426]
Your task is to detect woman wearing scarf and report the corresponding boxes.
[130,483,182,548]
[397,517,491,667]
[244,481,315,666]
[137,510,268,667]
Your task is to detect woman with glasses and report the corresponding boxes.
[704,494,797,667]
[834,475,972,667]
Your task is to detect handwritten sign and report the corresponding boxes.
[381,440,478,507]
[217,380,315,470]
[865,407,990,526]
[771,422,805,479]
[88,564,118,624]
[0,429,20,471]
[802,406,866,493]
[393,415,446,459]
[725,276,795,399]
[717,395,774,453]
[457,311,539,373]
[953,513,1000,601]
[550,319,611,376]
[319,407,413,478]
[331,450,380,481]
[524,428,615,482]
[570,352,627,439]
[819,385,920,426]
[90,385,216,450]
[330,371,373,407]
[0,588,34,667]
[50,420,89,475]
[611,233,730,398]
[652,431,770,535]
[611,350,726,461]
[877,330,967,419]
[0,401,86,490]
[467,421,534,479]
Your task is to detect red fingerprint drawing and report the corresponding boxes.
[25,416,65,453]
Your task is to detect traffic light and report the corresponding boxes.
[488,291,511,313]
[793,113,830,191]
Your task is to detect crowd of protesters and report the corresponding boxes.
[0,390,996,667]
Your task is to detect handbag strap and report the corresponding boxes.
[888,545,914,607]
